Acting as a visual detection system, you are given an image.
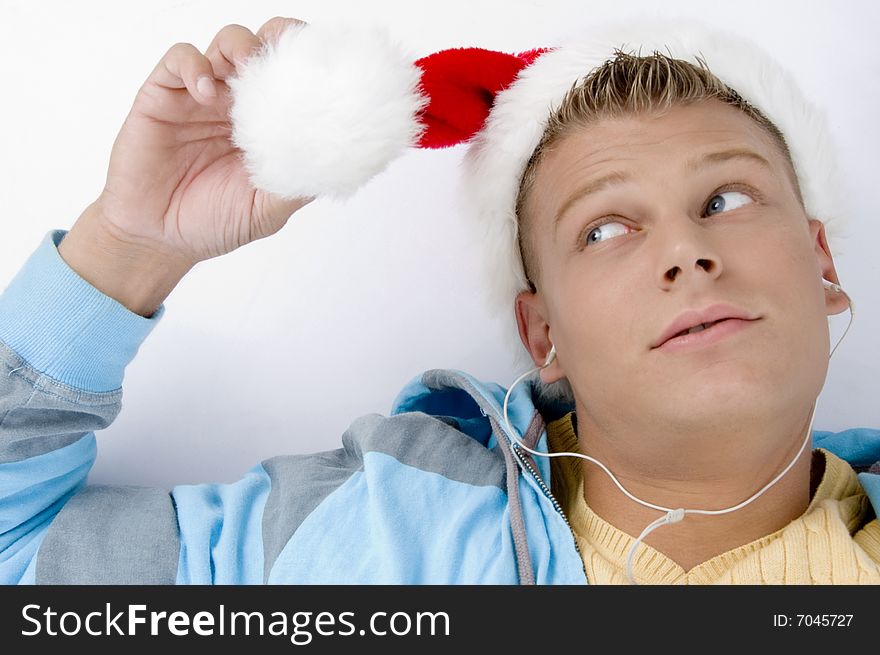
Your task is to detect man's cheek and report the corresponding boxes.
[577,326,623,372]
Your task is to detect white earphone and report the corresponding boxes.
[823,278,839,291]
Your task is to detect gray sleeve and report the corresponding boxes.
[0,340,121,463]
[0,340,179,584]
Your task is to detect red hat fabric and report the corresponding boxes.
[414,47,550,149]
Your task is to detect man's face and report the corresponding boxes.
[516,99,846,442]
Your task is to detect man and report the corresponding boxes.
[0,17,878,585]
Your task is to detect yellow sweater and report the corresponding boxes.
[546,412,880,584]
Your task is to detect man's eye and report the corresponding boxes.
[705,190,753,216]
[584,221,629,247]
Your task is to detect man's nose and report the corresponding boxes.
[654,214,723,288]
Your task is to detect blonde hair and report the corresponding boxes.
[515,49,802,292]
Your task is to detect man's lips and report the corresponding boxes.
[653,317,759,352]
[652,303,760,349]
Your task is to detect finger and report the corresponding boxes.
[203,23,262,81]
[148,42,219,105]
[203,18,308,83]
[255,16,309,46]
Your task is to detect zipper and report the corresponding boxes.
[511,442,585,564]
[478,397,587,578]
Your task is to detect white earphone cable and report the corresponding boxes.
[502,283,854,584]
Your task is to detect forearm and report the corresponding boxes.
[57,201,194,318]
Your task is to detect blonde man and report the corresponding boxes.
[1,17,877,585]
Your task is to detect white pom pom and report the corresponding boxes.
[226,22,427,200]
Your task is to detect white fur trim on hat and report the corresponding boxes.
[458,18,845,375]
[226,21,427,200]
[225,19,844,396]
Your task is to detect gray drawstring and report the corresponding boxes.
[491,415,535,585]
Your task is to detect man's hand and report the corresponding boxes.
[58,17,314,316]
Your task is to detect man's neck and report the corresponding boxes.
[572,408,816,572]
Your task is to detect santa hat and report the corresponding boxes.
[225,19,844,381]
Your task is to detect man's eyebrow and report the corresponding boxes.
[687,148,773,174]
[552,148,774,232]
[553,170,630,231]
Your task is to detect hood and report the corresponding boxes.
[390,368,880,522]
[390,368,574,484]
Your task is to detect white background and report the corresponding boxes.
[1,0,877,488]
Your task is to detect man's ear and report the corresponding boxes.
[514,290,566,384]
[810,219,849,317]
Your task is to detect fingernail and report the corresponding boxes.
[197,76,216,98]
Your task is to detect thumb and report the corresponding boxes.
[257,191,316,235]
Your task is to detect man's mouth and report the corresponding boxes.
[657,317,758,351]
[671,319,723,338]
[652,303,760,350]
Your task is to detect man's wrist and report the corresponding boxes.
[57,202,194,318]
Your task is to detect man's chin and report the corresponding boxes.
[655,379,782,424]
[649,350,770,386]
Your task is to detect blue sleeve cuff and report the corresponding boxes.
[0,229,165,392]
